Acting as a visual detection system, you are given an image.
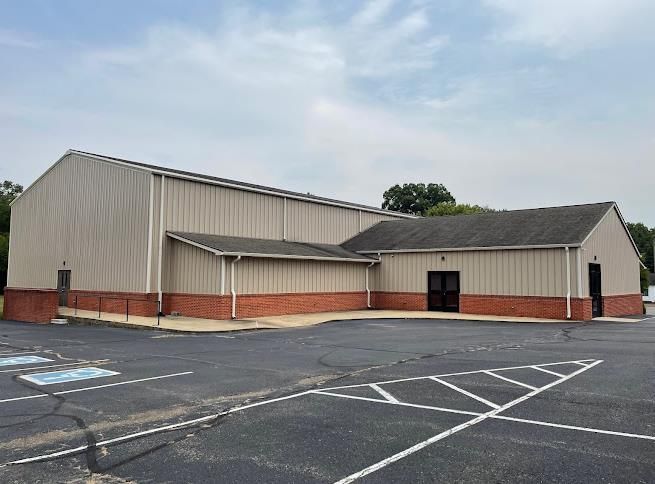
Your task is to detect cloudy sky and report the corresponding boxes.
[1,0,654,225]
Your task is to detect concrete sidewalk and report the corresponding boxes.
[57,306,569,333]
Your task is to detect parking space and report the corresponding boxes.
[0,317,653,483]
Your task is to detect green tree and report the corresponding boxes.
[426,202,497,217]
[627,222,654,272]
[382,183,454,215]
[0,181,23,233]
[0,181,23,292]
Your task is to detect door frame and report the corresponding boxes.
[427,271,460,312]
[588,263,602,318]
[57,270,71,307]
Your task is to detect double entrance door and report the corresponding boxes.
[428,271,460,312]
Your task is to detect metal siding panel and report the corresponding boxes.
[581,209,641,296]
[234,257,365,294]
[7,154,150,292]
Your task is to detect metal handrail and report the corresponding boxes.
[73,294,161,325]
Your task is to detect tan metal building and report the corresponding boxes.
[4,150,643,323]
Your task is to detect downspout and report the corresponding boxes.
[220,255,225,296]
[145,174,154,294]
[565,247,571,319]
[576,248,583,299]
[283,197,287,241]
[157,175,166,313]
[366,261,375,308]
[230,255,242,319]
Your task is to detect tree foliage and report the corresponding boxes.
[0,181,23,291]
[627,222,654,272]
[0,181,23,234]
[382,183,454,215]
[425,203,497,217]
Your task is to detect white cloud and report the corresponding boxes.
[483,0,655,55]
[0,29,40,49]
[1,0,654,226]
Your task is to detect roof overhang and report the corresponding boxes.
[167,232,380,263]
[356,243,583,254]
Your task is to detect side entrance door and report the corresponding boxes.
[427,271,460,312]
[589,263,602,318]
[57,270,71,306]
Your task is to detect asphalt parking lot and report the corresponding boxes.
[0,315,653,483]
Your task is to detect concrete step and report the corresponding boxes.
[50,318,69,325]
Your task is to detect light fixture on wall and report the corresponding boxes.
[441,256,445,261]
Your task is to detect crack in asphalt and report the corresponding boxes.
[0,319,618,481]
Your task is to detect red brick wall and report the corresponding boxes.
[603,294,643,317]
[460,294,584,320]
[164,291,368,320]
[371,291,427,311]
[163,293,231,320]
[369,291,594,320]
[67,290,159,317]
[3,288,59,323]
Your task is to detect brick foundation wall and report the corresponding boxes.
[369,291,594,320]
[164,291,368,320]
[371,291,427,311]
[3,288,59,323]
[460,294,595,320]
[163,293,232,320]
[67,290,159,317]
[602,294,643,317]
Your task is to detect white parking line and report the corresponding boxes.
[312,391,481,417]
[482,370,537,390]
[0,389,314,468]
[491,415,655,441]
[0,371,193,404]
[531,366,565,378]
[369,384,400,403]
[333,360,603,483]
[0,360,109,374]
[319,359,595,392]
[429,376,500,409]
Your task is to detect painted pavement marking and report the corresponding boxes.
[482,370,537,390]
[429,376,500,409]
[0,355,53,367]
[369,384,400,403]
[0,360,109,374]
[19,367,120,386]
[332,360,604,483]
[4,358,654,474]
[1,371,193,404]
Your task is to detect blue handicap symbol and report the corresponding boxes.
[21,367,120,386]
[0,355,53,367]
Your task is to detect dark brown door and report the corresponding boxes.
[428,271,460,312]
[589,263,602,318]
[57,270,71,306]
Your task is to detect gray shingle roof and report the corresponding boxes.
[168,232,376,262]
[342,202,616,252]
[71,150,413,218]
